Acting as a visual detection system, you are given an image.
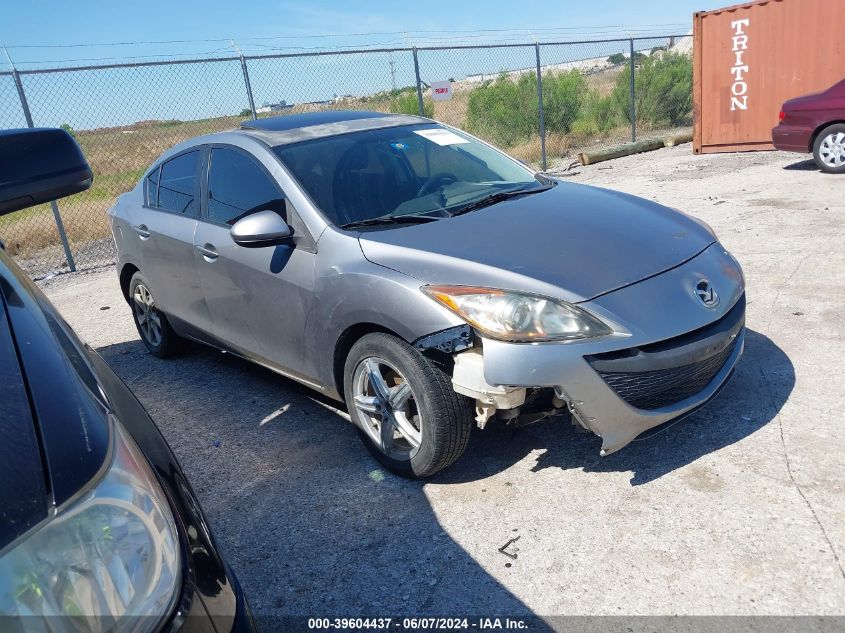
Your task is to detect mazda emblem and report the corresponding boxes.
[694,279,719,308]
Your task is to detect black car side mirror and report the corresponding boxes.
[230,210,292,248]
[0,128,93,216]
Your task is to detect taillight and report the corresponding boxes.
[779,110,786,122]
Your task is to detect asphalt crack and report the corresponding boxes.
[756,252,842,578]
[763,252,812,332]
[760,367,844,580]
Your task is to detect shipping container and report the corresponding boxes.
[693,0,845,154]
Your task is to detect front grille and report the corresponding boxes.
[593,339,737,410]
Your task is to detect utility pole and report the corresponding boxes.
[389,54,397,91]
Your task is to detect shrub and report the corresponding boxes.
[239,108,252,117]
[542,71,588,135]
[466,73,534,146]
[572,92,626,137]
[465,70,586,147]
[612,52,692,128]
[607,53,626,65]
[388,89,434,118]
[60,123,76,139]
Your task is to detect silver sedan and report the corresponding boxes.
[109,111,745,478]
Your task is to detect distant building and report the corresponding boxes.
[256,101,292,115]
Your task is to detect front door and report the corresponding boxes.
[193,146,316,376]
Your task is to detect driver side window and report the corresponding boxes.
[206,148,285,225]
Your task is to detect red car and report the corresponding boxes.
[772,78,845,174]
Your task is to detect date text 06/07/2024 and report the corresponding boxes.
[306,617,530,630]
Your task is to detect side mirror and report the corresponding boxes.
[0,128,93,215]
[230,209,292,248]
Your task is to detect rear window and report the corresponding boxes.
[144,165,160,207]
[149,150,199,215]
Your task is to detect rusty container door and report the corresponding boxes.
[693,0,845,154]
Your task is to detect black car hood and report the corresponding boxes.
[0,253,110,550]
[359,182,716,302]
[0,291,48,550]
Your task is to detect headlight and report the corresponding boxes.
[422,285,612,342]
[0,418,181,632]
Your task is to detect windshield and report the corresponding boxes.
[273,124,540,227]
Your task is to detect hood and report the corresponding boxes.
[358,182,716,303]
[0,251,110,540]
[0,292,48,550]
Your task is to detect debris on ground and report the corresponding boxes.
[498,535,521,560]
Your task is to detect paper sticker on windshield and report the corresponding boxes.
[414,128,469,146]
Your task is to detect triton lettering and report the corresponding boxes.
[730,18,750,111]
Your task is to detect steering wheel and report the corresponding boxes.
[417,172,458,198]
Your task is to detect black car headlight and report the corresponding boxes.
[0,418,181,632]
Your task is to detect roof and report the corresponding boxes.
[240,110,396,131]
[694,0,775,18]
[238,110,427,146]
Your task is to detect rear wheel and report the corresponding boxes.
[343,333,473,479]
[813,124,845,174]
[129,272,184,358]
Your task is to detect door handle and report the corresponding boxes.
[196,243,218,261]
[132,224,151,240]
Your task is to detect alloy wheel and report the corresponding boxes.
[351,357,422,460]
[133,283,162,348]
[819,132,845,169]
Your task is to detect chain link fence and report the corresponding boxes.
[0,35,691,278]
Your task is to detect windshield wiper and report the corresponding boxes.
[449,183,555,217]
[340,213,443,230]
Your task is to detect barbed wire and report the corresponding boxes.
[4,28,691,68]
[2,23,691,49]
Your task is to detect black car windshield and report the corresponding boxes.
[273,124,541,227]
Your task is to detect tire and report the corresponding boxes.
[343,332,473,479]
[128,272,184,358]
[812,124,845,174]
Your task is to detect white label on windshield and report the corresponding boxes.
[414,128,469,146]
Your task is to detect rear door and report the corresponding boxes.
[193,145,316,375]
[136,149,213,337]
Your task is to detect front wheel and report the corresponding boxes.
[129,272,184,358]
[813,124,845,174]
[343,333,473,478]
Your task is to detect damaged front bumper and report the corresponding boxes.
[460,243,746,455]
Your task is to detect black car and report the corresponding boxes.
[0,128,255,632]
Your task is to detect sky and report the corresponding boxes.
[0,0,730,68]
[0,0,730,130]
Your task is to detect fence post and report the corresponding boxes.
[412,47,425,117]
[534,43,547,171]
[239,55,257,120]
[12,69,76,272]
[629,38,637,143]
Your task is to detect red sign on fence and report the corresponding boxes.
[430,81,452,101]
